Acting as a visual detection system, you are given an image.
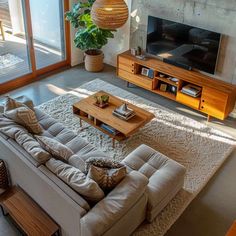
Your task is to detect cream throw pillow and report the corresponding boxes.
[35,135,74,161]
[46,158,105,202]
[4,97,42,134]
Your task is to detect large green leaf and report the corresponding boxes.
[65,0,116,51]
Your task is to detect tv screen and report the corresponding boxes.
[146,16,221,74]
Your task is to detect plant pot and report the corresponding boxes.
[84,49,104,72]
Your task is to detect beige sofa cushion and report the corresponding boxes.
[68,154,87,173]
[0,116,28,139]
[46,158,105,202]
[15,131,51,164]
[4,97,42,134]
[35,135,74,161]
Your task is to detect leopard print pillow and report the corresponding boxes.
[86,158,127,191]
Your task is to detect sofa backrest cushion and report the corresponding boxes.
[38,165,90,212]
[35,135,74,161]
[15,131,51,164]
[0,116,51,165]
[46,158,105,203]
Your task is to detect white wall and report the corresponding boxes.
[69,0,84,66]
[103,0,132,66]
[69,0,132,67]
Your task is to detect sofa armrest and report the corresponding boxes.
[80,171,149,236]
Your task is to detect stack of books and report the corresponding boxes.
[113,104,135,121]
[181,84,202,97]
[100,124,119,135]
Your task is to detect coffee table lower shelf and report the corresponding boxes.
[76,115,127,148]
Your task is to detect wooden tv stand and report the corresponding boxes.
[117,51,236,120]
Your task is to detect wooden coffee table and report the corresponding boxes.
[73,91,154,147]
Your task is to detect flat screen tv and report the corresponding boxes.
[146,16,221,74]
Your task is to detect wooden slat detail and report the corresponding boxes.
[118,57,135,74]
[1,187,59,236]
[118,69,153,90]
[200,87,228,119]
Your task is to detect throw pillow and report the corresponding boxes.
[4,106,42,134]
[4,97,42,134]
[35,135,74,161]
[86,158,127,191]
[46,158,105,202]
[4,96,35,112]
[4,96,23,112]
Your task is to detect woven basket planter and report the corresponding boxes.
[0,160,9,190]
[84,50,104,72]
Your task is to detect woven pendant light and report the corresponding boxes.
[91,0,129,30]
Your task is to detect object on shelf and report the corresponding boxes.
[131,48,138,56]
[100,123,119,135]
[113,103,135,121]
[170,77,179,83]
[137,46,142,56]
[160,83,168,92]
[141,67,149,77]
[181,84,202,97]
[136,55,146,60]
[94,94,110,108]
[169,85,177,95]
[159,73,166,78]
[148,69,154,79]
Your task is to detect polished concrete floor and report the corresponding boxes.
[0,64,236,236]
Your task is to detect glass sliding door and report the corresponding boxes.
[29,0,66,70]
[0,0,69,94]
[0,0,32,84]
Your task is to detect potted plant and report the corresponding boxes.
[65,0,115,72]
[94,94,110,108]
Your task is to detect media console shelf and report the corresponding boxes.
[117,51,236,121]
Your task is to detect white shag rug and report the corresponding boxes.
[0,53,24,69]
[37,79,236,236]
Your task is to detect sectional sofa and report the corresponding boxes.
[0,98,186,236]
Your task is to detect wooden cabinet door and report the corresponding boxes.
[200,87,228,119]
